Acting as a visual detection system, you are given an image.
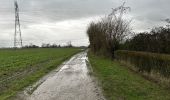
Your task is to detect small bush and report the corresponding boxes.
[115,50,170,77]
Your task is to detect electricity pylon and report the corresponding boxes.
[14,0,23,48]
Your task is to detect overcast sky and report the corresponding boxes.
[0,0,169,47]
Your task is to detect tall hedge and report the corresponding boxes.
[87,3,131,58]
[121,26,170,54]
[115,50,170,77]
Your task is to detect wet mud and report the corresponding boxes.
[17,52,105,100]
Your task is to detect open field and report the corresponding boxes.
[88,52,170,100]
[0,48,81,100]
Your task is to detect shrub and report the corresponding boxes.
[115,50,170,77]
[87,3,131,58]
[122,26,170,54]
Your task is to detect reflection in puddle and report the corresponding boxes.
[21,52,105,100]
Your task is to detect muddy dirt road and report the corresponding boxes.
[19,52,105,100]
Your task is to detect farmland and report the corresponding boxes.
[0,48,81,100]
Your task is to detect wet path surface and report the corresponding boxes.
[23,52,105,100]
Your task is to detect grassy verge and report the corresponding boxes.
[88,52,170,100]
[0,48,82,100]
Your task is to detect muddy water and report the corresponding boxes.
[21,52,105,100]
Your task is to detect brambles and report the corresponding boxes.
[115,50,170,77]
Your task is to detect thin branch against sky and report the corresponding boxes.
[0,0,169,47]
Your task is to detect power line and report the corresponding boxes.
[14,0,23,48]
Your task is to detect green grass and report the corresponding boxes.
[88,52,170,100]
[0,48,81,100]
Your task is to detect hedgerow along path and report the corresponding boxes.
[88,52,170,100]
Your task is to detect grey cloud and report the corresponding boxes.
[127,0,170,28]
[0,0,170,47]
[18,0,115,22]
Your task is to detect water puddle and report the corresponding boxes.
[18,52,105,100]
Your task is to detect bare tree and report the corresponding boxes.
[87,2,131,58]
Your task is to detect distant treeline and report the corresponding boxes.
[121,26,170,54]
[23,42,73,48]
